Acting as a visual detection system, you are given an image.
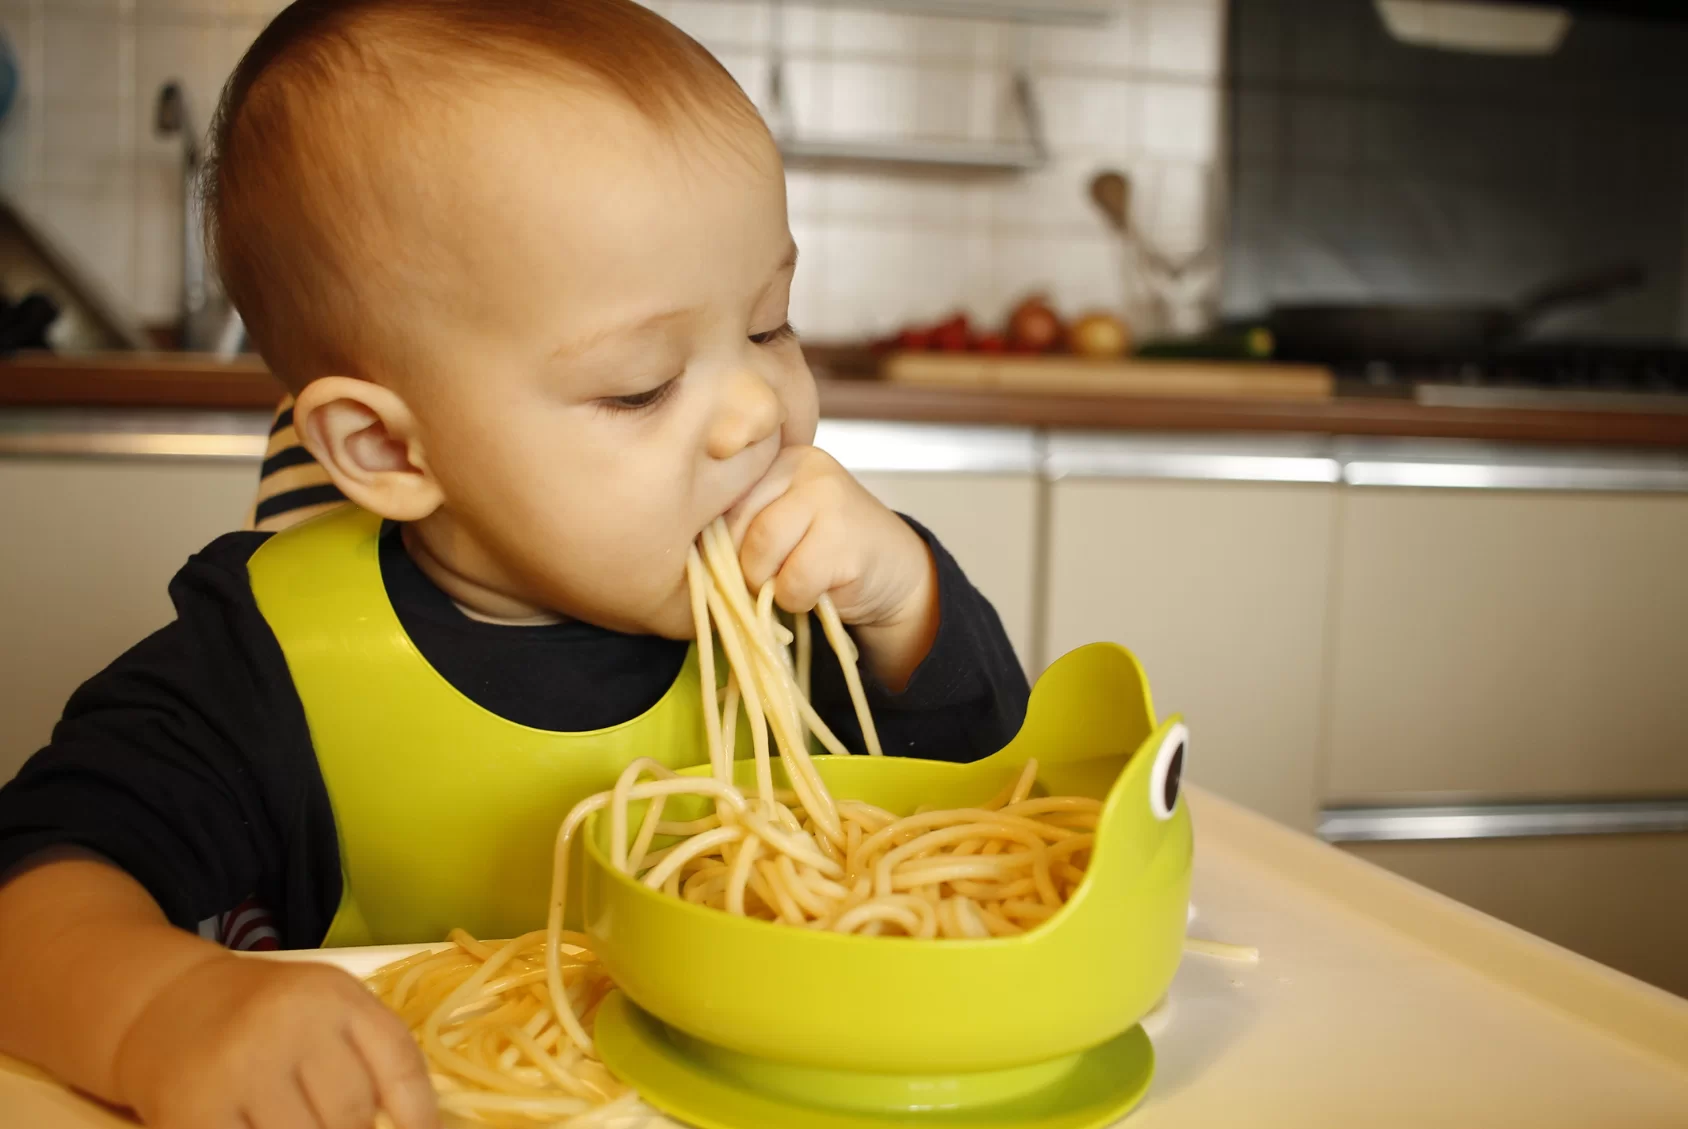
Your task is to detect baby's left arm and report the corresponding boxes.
[729,446,1029,761]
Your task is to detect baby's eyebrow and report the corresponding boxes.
[756,241,798,296]
[551,243,798,360]
[551,307,691,361]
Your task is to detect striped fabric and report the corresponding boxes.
[197,895,282,952]
[191,397,347,945]
[247,396,347,533]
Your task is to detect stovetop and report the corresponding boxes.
[1333,341,1688,412]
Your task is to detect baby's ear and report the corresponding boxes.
[292,377,442,522]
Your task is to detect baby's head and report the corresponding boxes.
[209,0,814,635]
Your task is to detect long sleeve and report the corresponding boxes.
[808,518,1029,763]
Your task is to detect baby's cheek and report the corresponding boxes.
[607,547,695,638]
[780,376,820,447]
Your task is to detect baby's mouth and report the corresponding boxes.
[722,481,758,521]
[709,439,785,539]
[719,466,774,526]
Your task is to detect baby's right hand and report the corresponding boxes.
[115,953,438,1129]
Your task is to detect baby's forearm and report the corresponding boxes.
[0,849,227,1107]
[853,544,941,693]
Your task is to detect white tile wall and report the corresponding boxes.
[0,0,1224,339]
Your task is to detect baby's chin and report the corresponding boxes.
[654,589,707,640]
[631,597,701,642]
[557,587,696,641]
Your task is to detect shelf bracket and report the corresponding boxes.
[766,50,1046,174]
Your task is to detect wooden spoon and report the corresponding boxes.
[1089,170,1131,234]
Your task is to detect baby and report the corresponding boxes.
[0,2,1027,1128]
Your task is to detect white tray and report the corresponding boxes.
[6,788,1688,1127]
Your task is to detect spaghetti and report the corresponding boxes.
[364,930,653,1128]
[366,518,1100,1123]
[556,517,1100,946]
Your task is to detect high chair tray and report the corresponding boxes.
[5,788,1687,1128]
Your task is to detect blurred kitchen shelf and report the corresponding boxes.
[786,0,1115,25]
[767,0,1067,172]
[771,68,1046,173]
[779,136,1044,172]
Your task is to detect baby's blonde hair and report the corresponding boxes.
[205,0,766,393]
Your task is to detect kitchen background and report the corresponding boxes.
[1,0,1686,1000]
[0,0,1222,343]
[6,0,1688,347]
[1228,0,1688,337]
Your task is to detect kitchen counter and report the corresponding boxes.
[5,351,1688,447]
[4,789,1686,1128]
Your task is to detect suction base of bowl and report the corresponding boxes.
[596,991,1155,1129]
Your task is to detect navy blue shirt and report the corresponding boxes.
[0,520,1027,947]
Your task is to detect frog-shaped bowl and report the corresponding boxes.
[581,643,1192,1082]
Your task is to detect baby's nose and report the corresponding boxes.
[707,367,784,459]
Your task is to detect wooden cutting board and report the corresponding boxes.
[881,352,1334,401]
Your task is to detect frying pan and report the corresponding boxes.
[1268,263,1647,362]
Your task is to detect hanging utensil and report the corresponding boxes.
[1089,170,1130,235]
[1088,169,1219,338]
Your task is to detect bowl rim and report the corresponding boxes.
[581,746,1184,951]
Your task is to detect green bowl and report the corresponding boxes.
[581,643,1192,1076]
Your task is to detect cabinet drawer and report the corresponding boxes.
[1345,834,1688,998]
[1044,479,1337,831]
[0,459,257,781]
[1326,490,1688,802]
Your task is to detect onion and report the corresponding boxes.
[1068,312,1131,359]
[1007,297,1062,354]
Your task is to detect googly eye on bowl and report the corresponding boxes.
[1149,723,1187,821]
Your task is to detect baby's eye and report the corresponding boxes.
[602,378,678,412]
[749,321,797,346]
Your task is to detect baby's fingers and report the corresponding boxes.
[738,492,814,595]
[298,1038,378,1129]
[724,446,804,546]
[346,998,437,1129]
[246,1071,319,1129]
[771,524,854,617]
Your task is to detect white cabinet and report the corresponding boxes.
[1325,489,1688,802]
[1344,835,1688,998]
[1043,478,1338,831]
[0,458,257,781]
[852,471,1041,671]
